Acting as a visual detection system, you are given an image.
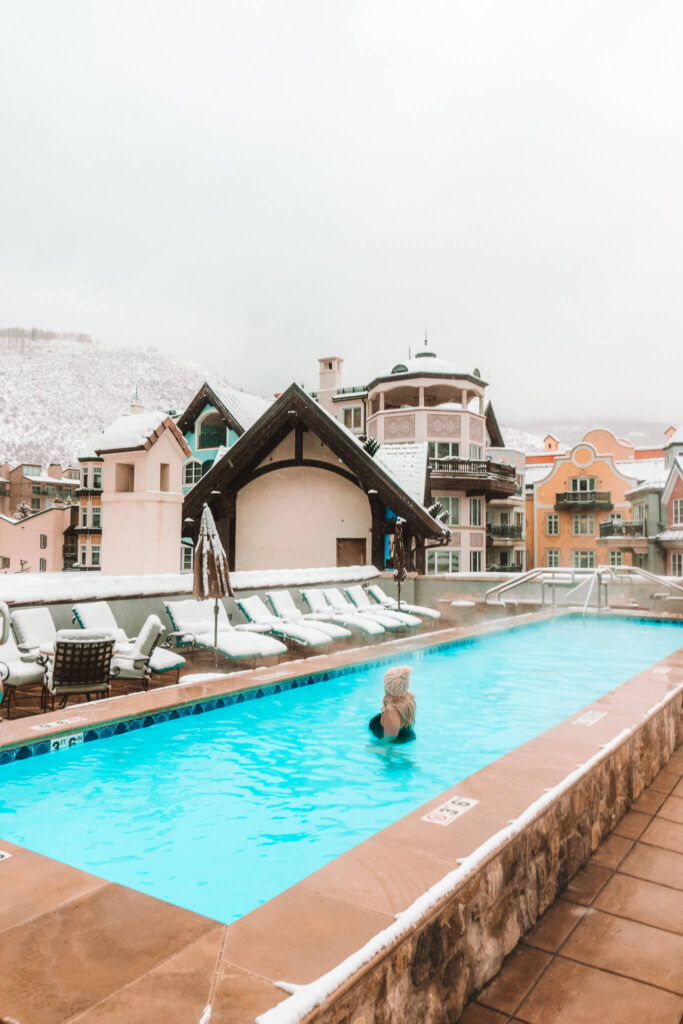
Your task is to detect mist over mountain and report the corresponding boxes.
[0,329,672,466]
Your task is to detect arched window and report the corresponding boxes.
[198,411,227,449]
[183,460,202,486]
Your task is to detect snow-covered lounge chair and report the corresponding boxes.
[0,601,46,718]
[72,601,186,679]
[344,585,421,627]
[265,591,352,641]
[165,599,286,661]
[366,583,441,620]
[109,615,166,691]
[11,607,57,655]
[300,589,385,636]
[235,595,332,648]
[320,587,405,631]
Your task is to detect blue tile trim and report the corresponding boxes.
[1,612,680,764]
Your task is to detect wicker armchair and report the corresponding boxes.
[43,630,115,712]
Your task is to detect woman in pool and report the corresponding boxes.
[368,665,416,743]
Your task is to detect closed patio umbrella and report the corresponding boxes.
[193,503,233,665]
[393,516,408,611]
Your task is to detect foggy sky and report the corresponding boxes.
[1,1,682,423]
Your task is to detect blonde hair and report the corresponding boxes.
[382,690,416,728]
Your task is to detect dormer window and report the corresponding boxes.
[391,363,408,374]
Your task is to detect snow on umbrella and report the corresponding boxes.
[393,516,408,611]
[193,503,233,664]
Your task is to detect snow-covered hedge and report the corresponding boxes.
[0,565,380,606]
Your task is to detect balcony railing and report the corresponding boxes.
[599,520,647,538]
[487,524,523,540]
[428,457,517,499]
[487,564,524,573]
[555,490,613,510]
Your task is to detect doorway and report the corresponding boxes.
[336,538,366,566]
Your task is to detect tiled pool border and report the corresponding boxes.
[1,609,681,766]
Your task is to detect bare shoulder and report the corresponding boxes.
[381,706,401,738]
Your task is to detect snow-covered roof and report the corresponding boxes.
[375,443,428,505]
[524,463,554,486]
[615,457,665,482]
[665,425,683,446]
[656,528,683,543]
[79,409,178,459]
[208,381,272,432]
[372,344,480,383]
[0,565,381,606]
[22,472,78,485]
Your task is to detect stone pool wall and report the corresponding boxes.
[303,689,682,1024]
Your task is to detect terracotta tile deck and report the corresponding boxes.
[0,611,681,1024]
[465,751,683,1024]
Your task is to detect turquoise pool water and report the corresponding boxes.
[0,616,680,924]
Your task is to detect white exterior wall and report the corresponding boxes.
[235,465,372,571]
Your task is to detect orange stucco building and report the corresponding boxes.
[525,429,665,571]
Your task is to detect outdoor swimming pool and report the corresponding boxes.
[0,615,681,924]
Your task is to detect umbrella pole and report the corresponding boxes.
[214,598,219,668]
[397,579,401,612]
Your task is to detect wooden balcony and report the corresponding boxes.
[598,520,647,538]
[428,458,517,498]
[555,491,613,511]
[487,523,523,540]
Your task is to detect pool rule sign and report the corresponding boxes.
[422,795,478,826]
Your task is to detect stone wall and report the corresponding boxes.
[304,692,682,1024]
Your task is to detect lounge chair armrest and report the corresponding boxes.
[20,652,40,663]
[234,623,271,633]
[163,630,197,647]
[0,660,9,683]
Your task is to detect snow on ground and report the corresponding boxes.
[0,565,380,605]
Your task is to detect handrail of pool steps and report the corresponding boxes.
[484,565,683,608]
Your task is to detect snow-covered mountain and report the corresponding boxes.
[0,329,271,466]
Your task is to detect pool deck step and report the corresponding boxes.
[461,748,683,1024]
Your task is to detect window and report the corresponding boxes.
[571,477,596,492]
[91,545,100,567]
[673,499,683,526]
[470,550,482,572]
[633,504,645,524]
[426,549,460,574]
[546,549,560,567]
[92,506,101,529]
[470,498,482,527]
[181,546,194,571]
[81,507,88,527]
[93,466,102,489]
[343,407,362,431]
[546,513,559,536]
[80,545,87,566]
[39,558,46,572]
[572,513,595,535]
[609,550,623,566]
[31,497,40,510]
[573,550,595,569]
[183,460,202,486]
[469,444,483,460]
[25,466,39,476]
[40,534,47,549]
[32,485,41,495]
[428,442,460,459]
[115,463,135,492]
[0,556,10,569]
[82,468,89,488]
[671,553,683,576]
[160,463,170,492]
[198,411,227,449]
[435,496,460,525]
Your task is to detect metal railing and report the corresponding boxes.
[484,565,683,611]
[598,520,647,538]
[487,564,524,573]
[428,458,516,481]
[487,524,523,539]
[555,490,612,508]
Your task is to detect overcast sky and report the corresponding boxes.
[1,1,681,423]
